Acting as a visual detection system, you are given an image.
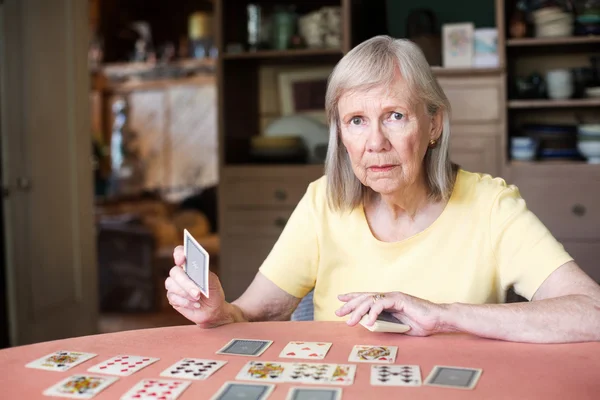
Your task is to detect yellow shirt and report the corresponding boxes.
[259,170,573,321]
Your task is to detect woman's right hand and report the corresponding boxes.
[165,246,232,328]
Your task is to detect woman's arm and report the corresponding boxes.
[337,261,600,343]
[444,261,600,343]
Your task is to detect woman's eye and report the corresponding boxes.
[391,112,403,121]
[350,117,363,125]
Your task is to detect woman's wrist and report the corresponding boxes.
[196,302,246,329]
[436,303,462,334]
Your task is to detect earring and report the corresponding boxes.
[429,139,437,148]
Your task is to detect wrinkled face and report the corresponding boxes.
[337,75,441,195]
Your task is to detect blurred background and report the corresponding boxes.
[1,0,599,348]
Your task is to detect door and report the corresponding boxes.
[0,0,98,345]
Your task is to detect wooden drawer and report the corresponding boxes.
[437,76,502,124]
[220,166,323,207]
[224,209,293,236]
[511,179,600,240]
[562,241,600,284]
[450,133,499,176]
[222,179,309,207]
[219,235,278,302]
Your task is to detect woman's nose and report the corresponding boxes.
[366,124,391,153]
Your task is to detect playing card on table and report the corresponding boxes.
[87,355,159,376]
[43,374,118,399]
[210,381,275,400]
[184,229,210,297]
[287,362,356,385]
[279,341,333,360]
[217,338,273,357]
[120,379,191,400]
[348,345,397,363]
[159,358,226,380]
[371,365,422,386]
[27,350,97,372]
[286,387,342,400]
[424,365,483,390]
[235,361,292,382]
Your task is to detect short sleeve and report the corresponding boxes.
[258,183,320,299]
[491,185,574,300]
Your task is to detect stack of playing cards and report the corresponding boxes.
[359,311,411,333]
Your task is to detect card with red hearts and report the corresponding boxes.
[120,379,190,400]
[278,341,333,360]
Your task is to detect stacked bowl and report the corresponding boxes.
[577,124,600,164]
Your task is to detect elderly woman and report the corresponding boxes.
[165,36,600,343]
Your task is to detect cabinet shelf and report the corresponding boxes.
[508,98,600,109]
[222,48,343,60]
[506,35,600,47]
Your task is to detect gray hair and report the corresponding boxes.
[324,35,455,211]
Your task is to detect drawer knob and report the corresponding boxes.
[274,217,288,228]
[572,204,586,217]
[274,189,287,201]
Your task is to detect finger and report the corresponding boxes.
[169,266,201,300]
[167,292,201,309]
[173,245,185,266]
[337,292,368,302]
[347,297,376,326]
[366,297,398,325]
[165,277,196,303]
[335,293,372,317]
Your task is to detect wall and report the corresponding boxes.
[386,0,496,37]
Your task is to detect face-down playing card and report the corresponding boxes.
[120,378,191,400]
[217,338,273,357]
[279,341,333,360]
[348,345,398,363]
[424,365,483,390]
[371,365,422,386]
[184,229,210,298]
[87,355,159,376]
[285,387,342,400]
[43,374,118,399]
[210,381,275,400]
[159,358,227,380]
[26,350,97,372]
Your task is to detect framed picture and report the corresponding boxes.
[442,22,474,68]
[277,67,332,120]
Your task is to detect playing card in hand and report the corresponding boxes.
[120,379,191,400]
[26,350,97,372]
[348,345,398,363]
[371,365,422,386]
[287,363,357,385]
[159,358,227,380]
[43,374,118,399]
[87,355,159,376]
[184,229,210,297]
[279,341,333,360]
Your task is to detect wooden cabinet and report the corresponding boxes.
[218,166,323,301]
[437,73,505,177]
[509,164,600,283]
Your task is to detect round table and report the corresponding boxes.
[1,321,599,399]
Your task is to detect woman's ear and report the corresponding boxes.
[430,109,444,141]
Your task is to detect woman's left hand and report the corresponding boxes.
[335,291,450,337]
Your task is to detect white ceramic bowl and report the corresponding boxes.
[511,147,536,161]
[578,124,600,136]
[577,140,600,164]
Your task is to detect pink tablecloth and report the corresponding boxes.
[0,321,599,399]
